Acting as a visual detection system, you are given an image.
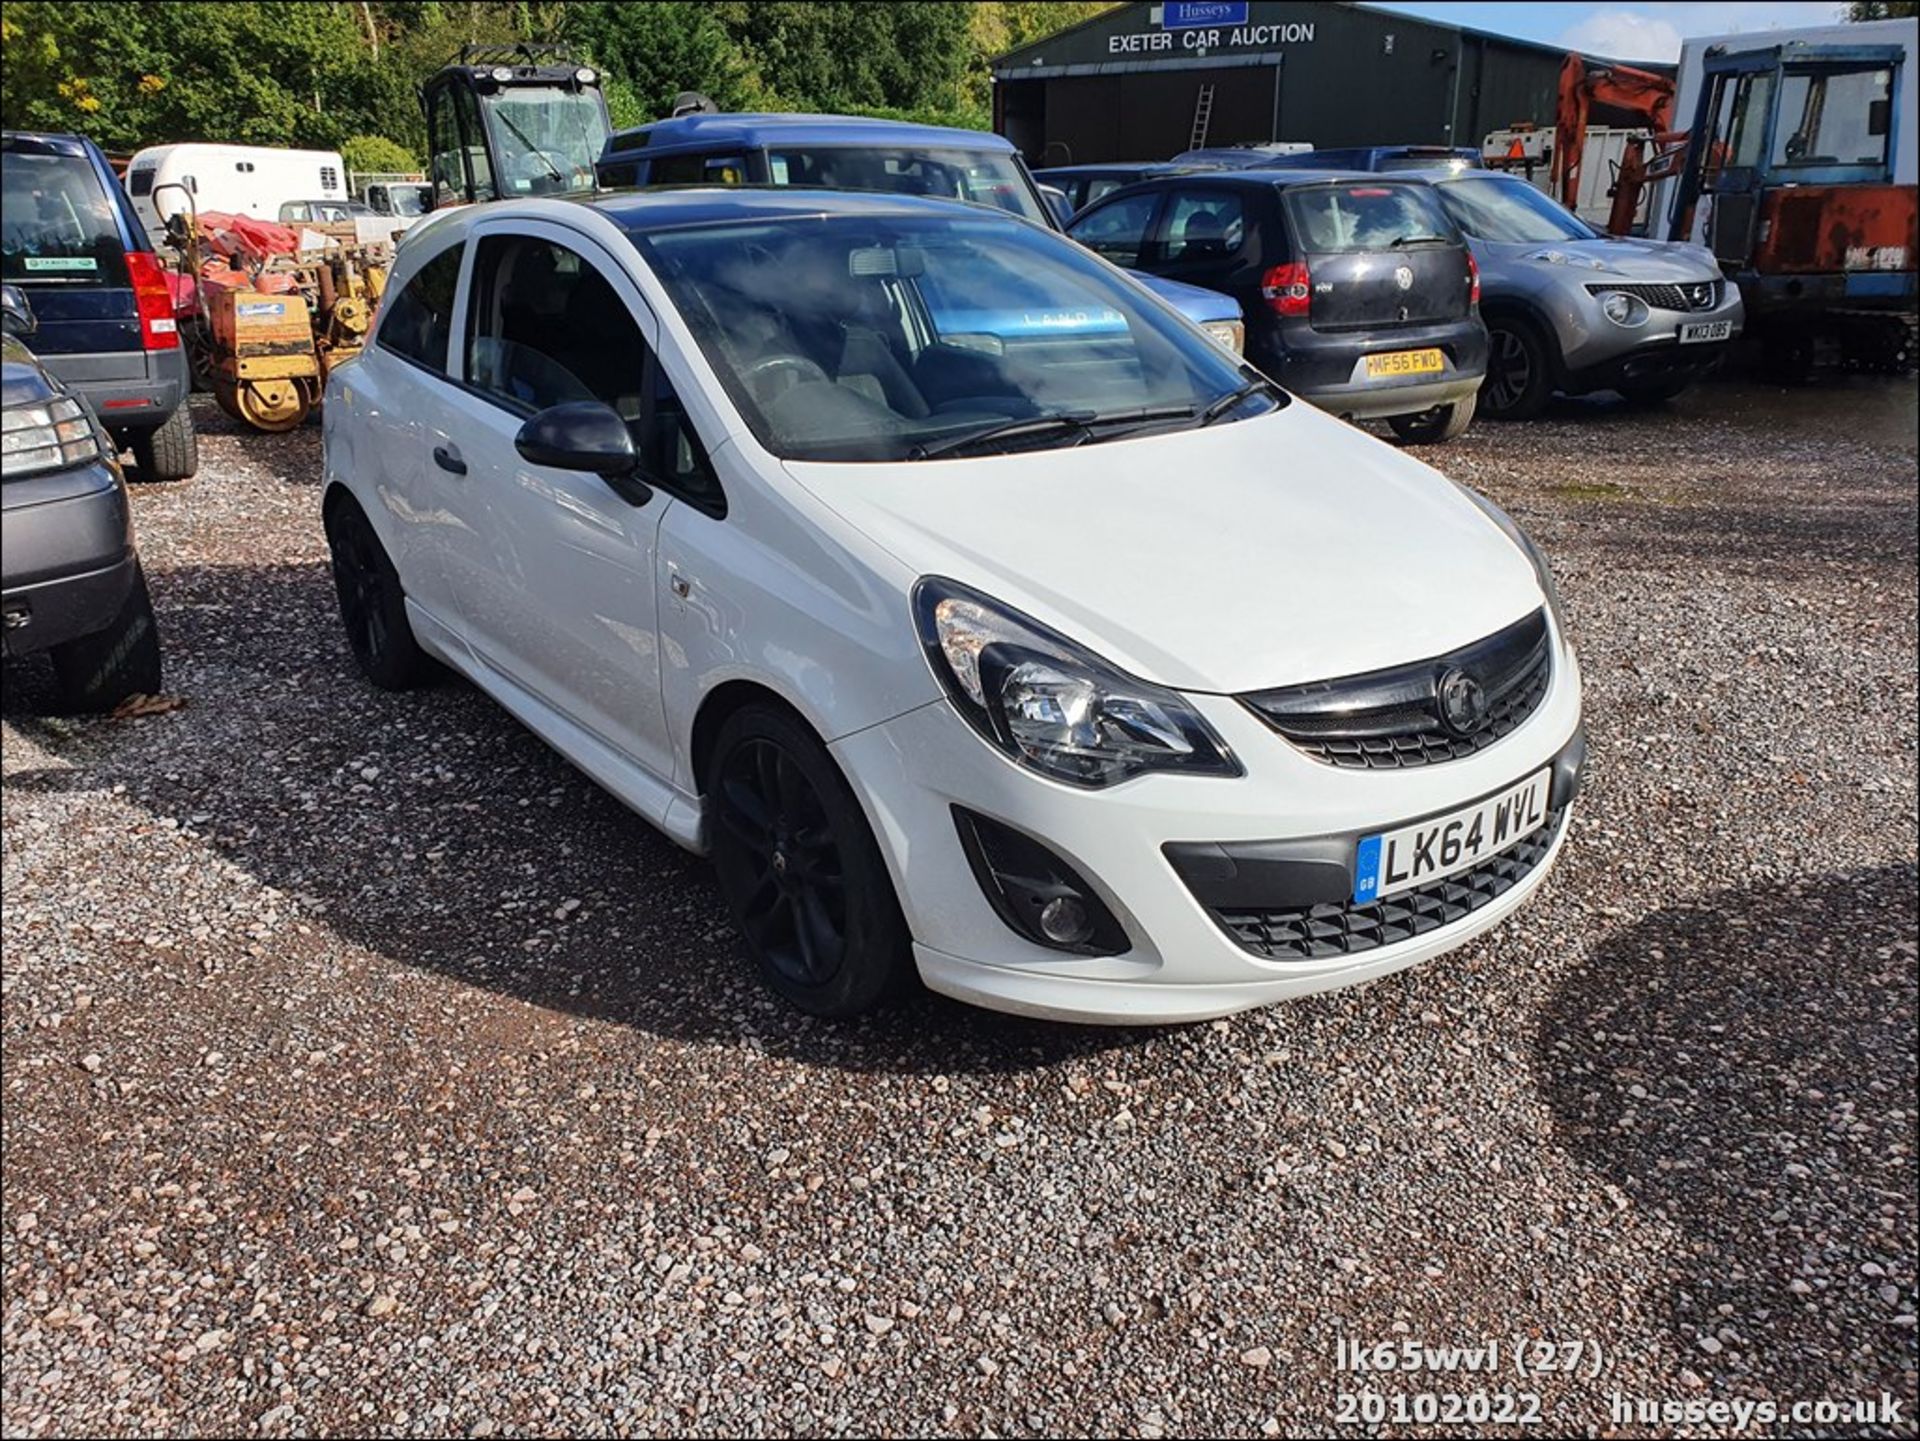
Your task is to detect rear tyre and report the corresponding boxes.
[1479,317,1554,420]
[706,703,913,1018]
[49,563,163,713]
[324,493,433,690]
[130,405,199,482]
[1388,392,1476,445]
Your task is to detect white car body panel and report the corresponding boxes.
[322,194,1581,1023]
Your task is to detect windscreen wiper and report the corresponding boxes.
[1199,378,1278,426]
[909,411,1098,460]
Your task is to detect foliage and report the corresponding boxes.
[1846,1,1917,18]
[0,1,1113,153]
[341,133,418,174]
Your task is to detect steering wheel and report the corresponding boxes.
[742,353,831,402]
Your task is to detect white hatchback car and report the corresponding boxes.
[322,188,1584,1023]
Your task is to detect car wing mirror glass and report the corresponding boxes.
[1,284,36,337]
[514,401,652,505]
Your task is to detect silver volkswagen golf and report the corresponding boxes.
[1426,171,1743,419]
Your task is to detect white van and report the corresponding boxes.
[123,144,348,242]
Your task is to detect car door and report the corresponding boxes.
[436,215,676,779]
[1065,188,1165,270]
[353,232,470,645]
[1150,185,1254,297]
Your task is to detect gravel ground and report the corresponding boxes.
[3,376,1915,1439]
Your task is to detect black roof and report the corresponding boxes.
[1090,167,1407,191]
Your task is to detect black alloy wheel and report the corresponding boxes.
[707,704,912,1016]
[716,735,848,988]
[1480,319,1552,420]
[325,496,432,690]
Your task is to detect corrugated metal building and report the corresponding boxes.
[991,1,1657,165]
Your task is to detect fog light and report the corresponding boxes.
[1039,896,1093,947]
[952,807,1128,956]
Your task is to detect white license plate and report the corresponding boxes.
[1679,319,1733,344]
[1353,768,1552,904]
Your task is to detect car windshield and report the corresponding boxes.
[1434,175,1594,242]
[485,88,609,196]
[761,147,1048,225]
[1284,183,1456,252]
[631,211,1271,463]
[1,150,130,287]
[389,186,428,217]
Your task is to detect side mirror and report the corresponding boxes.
[514,401,652,504]
[1,284,36,337]
[1038,184,1075,229]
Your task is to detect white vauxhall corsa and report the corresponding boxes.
[321,188,1584,1024]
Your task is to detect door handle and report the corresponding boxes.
[432,445,467,476]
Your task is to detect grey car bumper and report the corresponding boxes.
[1,460,137,657]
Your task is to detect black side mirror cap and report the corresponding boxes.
[514,401,652,504]
[1,284,36,337]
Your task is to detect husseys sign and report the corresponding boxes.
[1108,3,1316,55]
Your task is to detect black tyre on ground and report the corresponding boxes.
[706,703,914,1017]
[1616,376,1692,405]
[129,404,198,482]
[324,492,434,690]
[1479,316,1555,420]
[1387,391,1477,444]
[49,562,162,712]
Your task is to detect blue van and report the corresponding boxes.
[595,114,1246,353]
[1,131,197,480]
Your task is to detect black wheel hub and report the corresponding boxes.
[715,737,847,986]
[1485,328,1531,413]
[330,520,390,664]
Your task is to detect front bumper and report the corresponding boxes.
[831,637,1583,1023]
[0,459,137,657]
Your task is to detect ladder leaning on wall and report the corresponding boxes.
[1189,83,1216,150]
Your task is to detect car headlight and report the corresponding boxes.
[914,577,1241,787]
[1455,486,1567,634]
[1600,290,1650,327]
[1,395,105,480]
[1528,248,1608,271]
[1202,319,1246,354]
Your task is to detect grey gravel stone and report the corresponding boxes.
[3,379,1915,1435]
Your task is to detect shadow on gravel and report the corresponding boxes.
[4,560,1144,1076]
[1537,865,1918,1388]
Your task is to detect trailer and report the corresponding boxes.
[124,144,348,247]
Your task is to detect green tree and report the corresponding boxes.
[1846,2,1917,17]
[341,133,418,175]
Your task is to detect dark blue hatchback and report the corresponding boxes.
[1,131,197,480]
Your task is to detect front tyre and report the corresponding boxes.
[1479,317,1553,420]
[1388,392,1476,445]
[50,562,163,712]
[324,493,433,690]
[707,704,913,1017]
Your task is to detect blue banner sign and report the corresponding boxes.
[1162,1,1249,28]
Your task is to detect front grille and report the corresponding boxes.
[1213,808,1565,960]
[1587,280,1724,312]
[1240,609,1551,771]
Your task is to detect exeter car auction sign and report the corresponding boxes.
[1108,2,1317,55]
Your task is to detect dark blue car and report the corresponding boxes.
[595,114,1246,353]
[1,131,197,480]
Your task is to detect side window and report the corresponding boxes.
[1068,192,1159,267]
[650,153,705,185]
[1085,177,1124,207]
[453,88,496,202]
[1162,190,1245,262]
[376,243,464,373]
[428,89,466,208]
[464,233,720,507]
